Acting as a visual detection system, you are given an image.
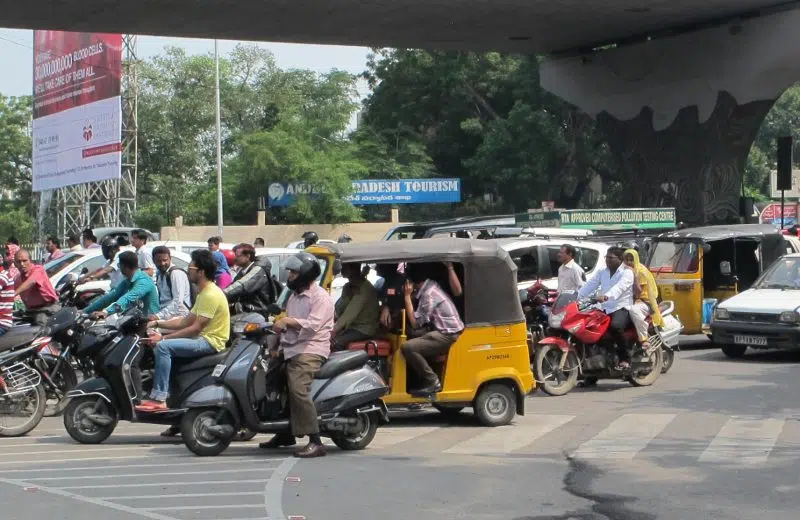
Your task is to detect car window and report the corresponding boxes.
[575,247,600,273]
[45,253,82,278]
[68,255,107,278]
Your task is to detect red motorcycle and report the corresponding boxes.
[534,291,667,396]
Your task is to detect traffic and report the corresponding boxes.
[0,216,798,463]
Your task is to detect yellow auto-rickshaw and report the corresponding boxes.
[307,238,535,427]
[644,224,788,336]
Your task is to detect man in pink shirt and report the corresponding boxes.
[14,249,60,325]
[260,251,333,458]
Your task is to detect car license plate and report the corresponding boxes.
[734,335,767,346]
[212,364,226,377]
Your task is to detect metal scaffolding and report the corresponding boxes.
[56,34,138,238]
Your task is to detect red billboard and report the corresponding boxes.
[32,31,123,192]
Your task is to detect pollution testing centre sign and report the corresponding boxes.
[32,31,123,192]
[267,178,461,207]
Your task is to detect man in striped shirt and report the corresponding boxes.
[402,263,465,395]
[0,267,15,335]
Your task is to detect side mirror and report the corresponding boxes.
[720,261,732,276]
[703,243,712,254]
[81,267,89,275]
[332,259,342,276]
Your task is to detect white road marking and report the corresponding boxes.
[368,426,442,448]
[145,505,264,512]
[265,457,299,520]
[2,458,279,474]
[699,417,785,464]
[103,492,264,500]
[444,415,575,455]
[571,414,677,460]
[32,468,276,481]
[0,445,181,457]
[60,479,268,490]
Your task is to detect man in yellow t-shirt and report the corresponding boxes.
[136,249,231,412]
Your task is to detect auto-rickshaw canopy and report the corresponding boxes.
[326,238,525,326]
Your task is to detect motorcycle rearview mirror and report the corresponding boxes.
[81,267,89,275]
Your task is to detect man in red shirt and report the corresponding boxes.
[14,249,60,325]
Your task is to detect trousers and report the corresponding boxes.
[286,353,326,437]
[607,309,631,363]
[401,330,460,386]
[627,301,652,342]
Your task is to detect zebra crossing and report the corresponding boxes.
[363,410,795,465]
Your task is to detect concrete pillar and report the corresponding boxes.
[598,91,775,225]
[391,207,399,223]
[257,210,266,226]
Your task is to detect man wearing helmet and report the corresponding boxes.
[260,251,333,458]
[302,231,318,249]
[79,236,125,289]
[337,233,352,243]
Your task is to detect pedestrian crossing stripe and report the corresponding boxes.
[366,412,791,465]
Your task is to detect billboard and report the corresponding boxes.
[514,208,677,230]
[759,203,797,228]
[266,178,461,207]
[32,31,123,192]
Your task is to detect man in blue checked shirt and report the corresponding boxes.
[85,251,160,319]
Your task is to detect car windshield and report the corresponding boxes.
[754,257,800,289]
[44,252,83,278]
[646,241,699,273]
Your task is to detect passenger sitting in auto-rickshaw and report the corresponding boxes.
[332,262,380,351]
[401,263,465,395]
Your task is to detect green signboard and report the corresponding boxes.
[515,208,676,230]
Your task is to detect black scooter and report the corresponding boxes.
[63,308,266,444]
[180,323,390,457]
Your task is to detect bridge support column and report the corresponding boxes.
[598,92,774,225]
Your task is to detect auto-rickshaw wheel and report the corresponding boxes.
[474,383,516,427]
[721,344,747,358]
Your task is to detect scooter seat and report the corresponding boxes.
[316,350,368,379]
[173,351,229,373]
[0,326,43,353]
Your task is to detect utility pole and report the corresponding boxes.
[214,39,224,237]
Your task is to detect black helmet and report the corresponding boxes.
[284,251,321,290]
[337,233,352,243]
[100,236,119,261]
[302,231,318,248]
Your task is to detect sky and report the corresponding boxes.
[0,28,373,126]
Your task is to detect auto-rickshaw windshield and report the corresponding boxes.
[647,241,700,273]
[754,257,800,290]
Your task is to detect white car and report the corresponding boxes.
[44,248,192,295]
[498,238,610,293]
[149,240,236,255]
[711,253,800,358]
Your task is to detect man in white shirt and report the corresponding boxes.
[557,244,585,293]
[577,247,635,370]
[131,229,156,281]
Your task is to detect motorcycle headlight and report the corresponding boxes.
[549,312,565,329]
[713,308,730,321]
[779,311,800,324]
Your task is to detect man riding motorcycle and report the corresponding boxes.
[577,246,635,372]
[224,243,280,315]
[84,251,160,320]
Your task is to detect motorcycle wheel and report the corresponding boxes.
[660,348,675,374]
[0,384,47,437]
[330,411,379,450]
[628,348,664,387]
[181,408,233,456]
[42,357,78,417]
[534,344,579,396]
[63,396,118,444]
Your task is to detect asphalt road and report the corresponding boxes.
[3,337,800,520]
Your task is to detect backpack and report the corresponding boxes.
[166,266,198,308]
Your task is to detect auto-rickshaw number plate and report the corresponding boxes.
[212,364,226,377]
[734,335,767,346]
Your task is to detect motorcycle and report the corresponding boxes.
[179,320,390,457]
[534,291,680,396]
[63,309,268,444]
[520,279,557,360]
[0,343,50,436]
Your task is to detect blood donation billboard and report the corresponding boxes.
[32,31,123,192]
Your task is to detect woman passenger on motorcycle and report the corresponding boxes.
[623,249,663,351]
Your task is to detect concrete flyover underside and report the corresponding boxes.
[4,0,799,223]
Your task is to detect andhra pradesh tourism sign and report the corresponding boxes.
[266,178,461,207]
[515,208,676,230]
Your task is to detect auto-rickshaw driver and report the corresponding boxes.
[308,239,535,427]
